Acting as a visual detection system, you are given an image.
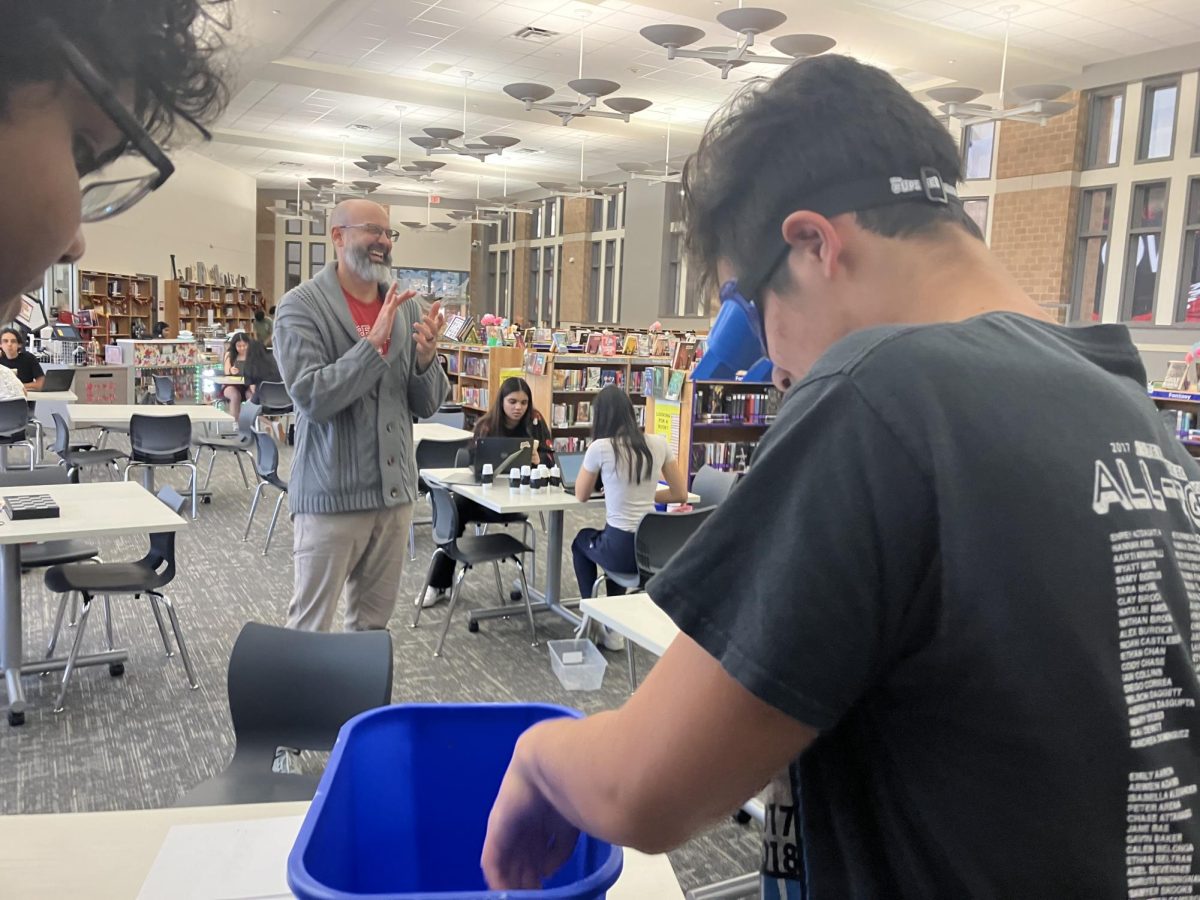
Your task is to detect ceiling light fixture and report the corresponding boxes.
[503,18,651,125]
[353,108,448,183]
[539,136,621,197]
[481,167,539,214]
[640,4,835,80]
[619,112,684,184]
[926,5,1072,127]
[265,175,321,222]
[414,72,525,159]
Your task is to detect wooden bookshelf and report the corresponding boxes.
[163,280,265,337]
[78,270,155,343]
[435,343,524,421]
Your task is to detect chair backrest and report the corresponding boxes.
[415,437,470,471]
[227,622,393,756]
[253,431,280,480]
[41,368,75,392]
[0,466,71,488]
[236,401,260,444]
[427,484,461,546]
[0,398,29,439]
[153,374,175,405]
[421,408,467,430]
[50,412,70,456]
[635,507,716,578]
[690,465,738,509]
[130,413,193,464]
[256,381,293,414]
[454,446,472,468]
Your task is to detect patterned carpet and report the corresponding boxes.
[0,434,759,894]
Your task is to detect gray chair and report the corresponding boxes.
[43,486,196,713]
[690,465,738,509]
[421,406,467,430]
[409,437,472,560]
[152,374,175,405]
[176,622,393,807]
[192,401,257,490]
[242,430,288,555]
[125,413,198,518]
[50,413,125,481]
[0,398,35,471]
[411,484,536,657]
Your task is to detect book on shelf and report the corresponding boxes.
[652,335,670,357]
[671,339,695,371]
[635,405,646,427]
[585,333,603,355]
[585,367,602,391]
[551,332,569,352]
[550,401,593,428]
[553,368,587,390]
[599,334,619,357]
[622,334,639,355]
[690,441,758,474]
[599,368,624,389]
[552,436,590,453]
[636,333,652,356]
[665,370,685,402]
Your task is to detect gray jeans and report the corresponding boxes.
[286,504,414,632]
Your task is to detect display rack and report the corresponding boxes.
[162,280,266,337]
[436,343,524,423]
[116,339,204,404]
[77,270,155,343]
[1149,388,1200,458]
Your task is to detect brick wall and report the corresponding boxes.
[558,238,590,322]
[995,91,1085,179]
[467,224,488,316]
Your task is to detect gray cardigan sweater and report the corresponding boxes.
[274,263,449,515]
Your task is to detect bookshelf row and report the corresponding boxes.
[78,270,155,340]
[163,280,266,336]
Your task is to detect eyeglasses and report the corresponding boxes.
[719,243,790,358]
[337,223,401,242]
[47,22,192,223]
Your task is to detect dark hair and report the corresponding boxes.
[0,328,24,348]
[254,309,265,321]
[241,338,279,385]
[152,321,170,338]
[476,377,544,438]
[0,2,231,143]
[682,55,981,294]
[225,331,249,365]
[269,306,277,315]
[592,385,653,484]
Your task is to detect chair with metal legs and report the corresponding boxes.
[125,413,198,518]
[50,413,125,481]
[255,381,293,441]
[42,486,198,713]
[192,401,257,491]
[409,437,471,560]
[411,484,537,657]
[152,374,176,405]
[690,464,739,509]
[0,398,36,471]
[242,430,288,555]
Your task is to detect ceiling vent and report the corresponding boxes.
[512,26,559,44]
[423,62,454,74]
[347,123,372,131]
[275,161,303,168]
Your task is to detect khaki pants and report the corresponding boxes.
[287,504,414,632]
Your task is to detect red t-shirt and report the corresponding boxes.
[342,286,389,354]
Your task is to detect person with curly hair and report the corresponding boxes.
[0,0,231,322]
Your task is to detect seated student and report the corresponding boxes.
[571,385,687,649]
[221,331,250,419]
[0,328,44,392]
[240,338,280,404]
[422,377,553,607]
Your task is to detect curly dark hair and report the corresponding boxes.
[682,55,981,296]
[0,0,232,142]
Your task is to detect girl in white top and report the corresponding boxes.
[572,386,687,618]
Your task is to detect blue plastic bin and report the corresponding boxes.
[287,703,623,899]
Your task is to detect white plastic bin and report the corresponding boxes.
[549,639,608,691]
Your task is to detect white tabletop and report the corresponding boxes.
[0,482,185,545]
[421,468,700,514]
[581,592,680,657]
[413,422,474,443]
[0,801,682,899]
[66,403,233,427]
[26,390,77,402]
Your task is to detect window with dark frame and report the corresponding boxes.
[541,245,557,325]
[498,250,510,320]
[962,198,989,239]
[962,121,995,180]
[664,230,682,317]
[285,241,302,292]
[1121,181,1169,323]
[309,213,326,236]
[1085,88,1124,169]
[527,247,540,326]
[1071,188,1114,323]
[603,238,616,318]
[592,198,605,232]
[589,240,601,322]
[606,192,622,230]
[1177,178,1200,323]
[1137,78,1179,162]
[486,251,497,314]
[309,243,326,280]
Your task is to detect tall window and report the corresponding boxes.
[541,198,560,238]
[498,214,511,244]
[1122,181,1169,322]
[527,248,540,325]
[486,251,497,314]
[1085,88,1124,169]
[309,243,326,280]
[962,121,995,180]
[284,241,302,292]
[962,198,989,239]
[1071,188,1113,322]
[541,245,558,325]
[309,212,326,236]
[591,198,605,232]
[284,201,302,235]
[1177,178,1200,323]
[1137,79,1178,162]
[498,250,510,319]
[603,238,616,317]
[606,192,623,230]
[663,230,683,316]
[588,240,601,322]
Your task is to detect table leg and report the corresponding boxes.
[141,466,155,493]
[0,544,27,726]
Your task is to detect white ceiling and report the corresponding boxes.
[198,0,1200,202]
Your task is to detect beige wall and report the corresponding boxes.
[81,150,256,285]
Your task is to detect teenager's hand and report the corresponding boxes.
[413,299,445,369]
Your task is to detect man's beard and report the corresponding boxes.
[342,241,392,283]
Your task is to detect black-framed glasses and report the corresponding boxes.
[337,223,401,242]
[48,21,191,223]
[719,243,790,358]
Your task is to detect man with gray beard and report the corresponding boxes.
[274,198,448,634]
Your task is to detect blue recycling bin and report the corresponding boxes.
[287,703,623,900]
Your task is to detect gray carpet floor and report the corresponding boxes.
[0,434,759,894]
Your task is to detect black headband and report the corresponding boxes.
[797,167,960,219]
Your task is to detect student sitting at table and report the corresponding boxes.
[571,385,687,649]
[422,377,553,607]
[0,328,44,392]
[221,331,250,419]
[241,338,280,404]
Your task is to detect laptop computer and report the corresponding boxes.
[557,451,604,498]
[471,437,534,483]
[40,369,75,392]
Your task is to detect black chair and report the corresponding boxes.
[690,464,738,509]
[242,430,288,555]
[176,622,393,807]
[411,484,537,657]
[409,437,472,560]
[192,401,257,490]
[125,413,198,518]
[43,486,197,713]
[50,413,125,481]
[420,407,467,430]
[255,381,293,416]
[0,398,35,471]
[153,374,175,405]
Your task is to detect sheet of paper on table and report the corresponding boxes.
[137,815,302,900]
